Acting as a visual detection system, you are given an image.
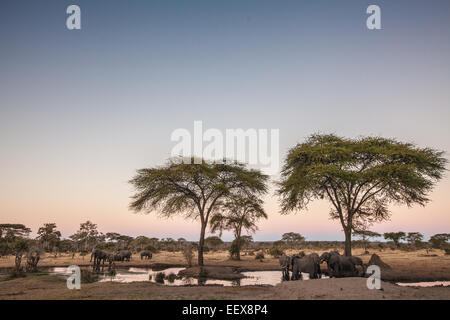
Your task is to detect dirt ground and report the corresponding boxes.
[0,273,448,300]
[0,248,449,300]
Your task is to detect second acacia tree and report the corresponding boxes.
[210,196,267,260]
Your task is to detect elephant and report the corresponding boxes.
[91,249,109,270]
[291,253,321,280]
[348,256,365,275]
[116,250,132,262]
[140,250,153,260]
[320,251,361,277]
[308,253,322,278]
[279,254,292,280]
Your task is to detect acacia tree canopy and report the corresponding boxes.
[129,158,268,266]
[277,134,447,256]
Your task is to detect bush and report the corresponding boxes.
[165,272,176,283]
[155,272,165,283]
[269,247,284,258]
[255,252,264,261]
[81,269,99,283]
[182,245,194,267]
[5,269,26,280]
[199,267,208,278]
[228,240,239,260]
[144,245,159,253]
[445,248,450,255]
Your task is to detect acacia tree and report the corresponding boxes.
[277,134,447,256]
[69,221,101,252]
[210,196,267,260]
[37,223,61,253]
[406,232,424,247]
[0,224,31,257]
[384,232,406,247]
[281,232,306,249]
[352,229,381,253]
[429,233,450,249]
[129,158,268,266]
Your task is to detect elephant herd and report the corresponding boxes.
[279,251,365,281]
[90,249,154,271]
[90,249,133,271]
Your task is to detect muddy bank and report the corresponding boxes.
[0,274,449,300]
[272,277,450,300]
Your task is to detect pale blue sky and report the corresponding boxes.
[1,1,449,240]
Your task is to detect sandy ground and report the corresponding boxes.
[1,248,448,281]
[0,273,448,300]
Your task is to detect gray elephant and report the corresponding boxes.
[91,248,109,270]
[116,250,132,262]
[320,251,361,277]
[291,253,321,280]
[279,254,292,280]
[140,250,153,260]
[348,256,365,275]
[308,252,322,278]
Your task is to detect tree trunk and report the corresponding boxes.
[198,223,206,266]
[236,235,241,261]
[344,228,352,256]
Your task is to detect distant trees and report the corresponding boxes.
[352,229,381,252]
[204,236,223,251]
[278,134,447,256]
[0,224,31,258]
[129,158,268,266]
[405,232,424,247]
[281,232,305,249]
[383,232,406,247]
[429,233,450,249]
[37,223,61,253]
[69,221,101,252]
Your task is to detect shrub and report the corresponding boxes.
[5,269,26,280]
[144,245,159,253]
[255,252,264,261]
[155,272,165,283]
[445,248,450,255]
[165,272,176,283]
[81,269,99,283]
[199,267,208,278]
[269,247,284,258]
[228,240,239,260]
[182,245,194,267]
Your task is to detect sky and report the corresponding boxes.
[1,0,449,241]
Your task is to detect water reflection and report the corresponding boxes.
[48,267,332,287]
[396,281,450,287]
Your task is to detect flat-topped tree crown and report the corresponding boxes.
[277,134,447,256]
[129,157,268,265]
